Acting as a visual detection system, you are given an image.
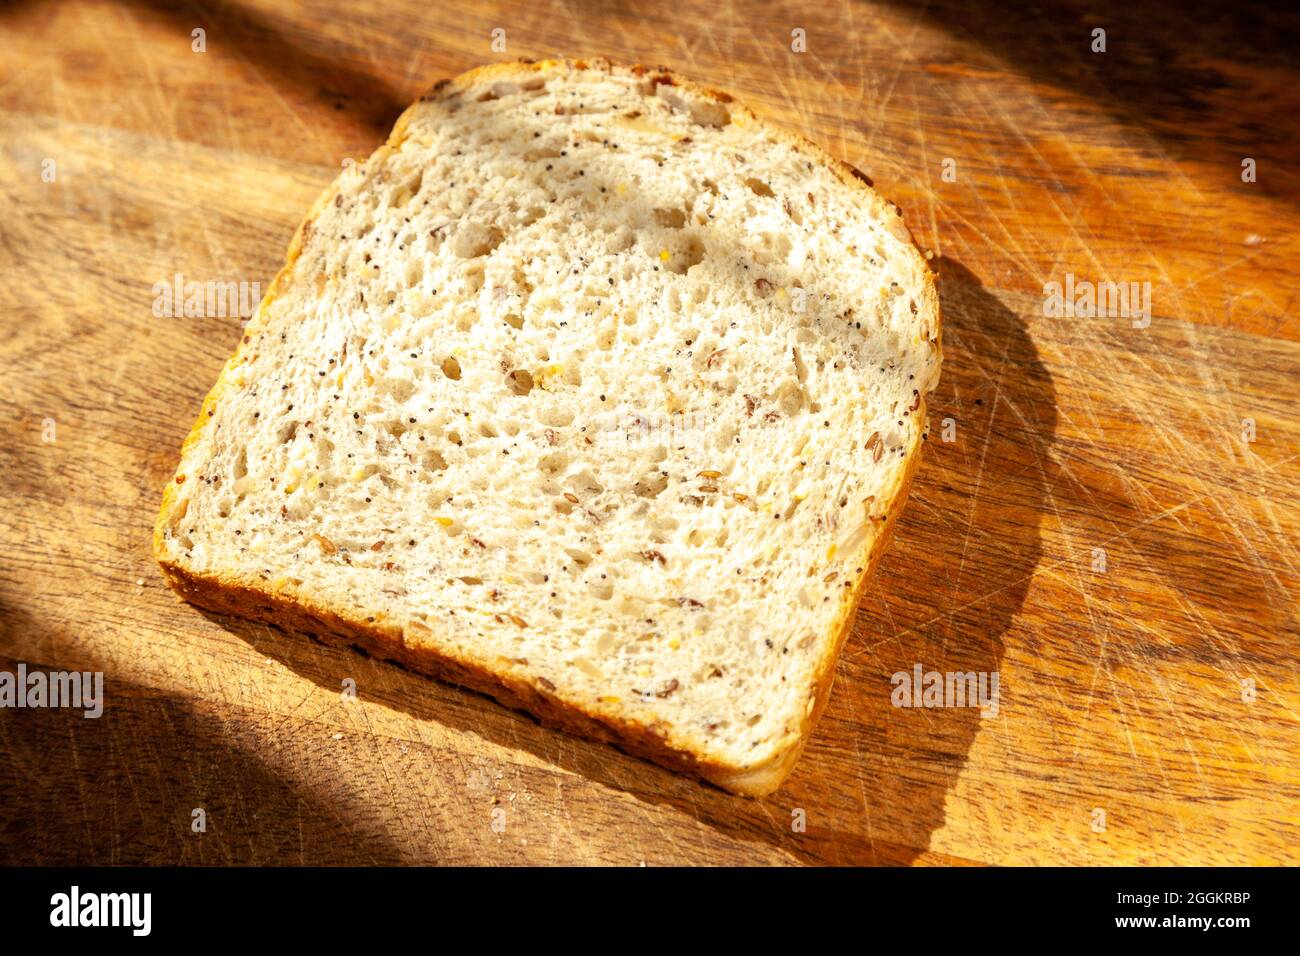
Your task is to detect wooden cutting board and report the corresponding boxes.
[1,0,1296,865]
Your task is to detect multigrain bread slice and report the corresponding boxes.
[154,58,941,796]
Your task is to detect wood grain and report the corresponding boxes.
[0,0,1296,865]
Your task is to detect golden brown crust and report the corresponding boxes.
[153,57,942,798]
[155,556,739,784]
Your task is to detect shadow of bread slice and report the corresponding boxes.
[154,58,942,796]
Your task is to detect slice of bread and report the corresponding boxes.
[154,58,941,796]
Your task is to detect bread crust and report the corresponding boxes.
[153,57,941,797]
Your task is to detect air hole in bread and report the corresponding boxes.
[750,231,792,266]
[606,229,635,255]
[523,147,562,162]
[689,100,730,127]
[652,207,686,229]
[539,451,569,475]
[454,223,503,259]
[666,235,705,274]
[635,473,669,498]
[384,378,416,404]
[507,369,534,396]
[565,548,593,567]
[392,170,424,208]
[596,320,616,350]
[462,265,486,294]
